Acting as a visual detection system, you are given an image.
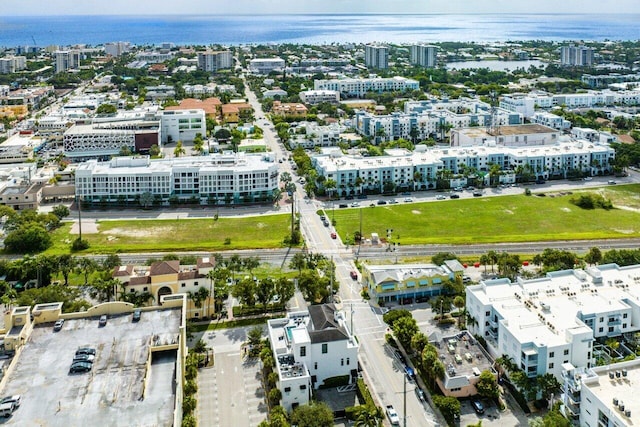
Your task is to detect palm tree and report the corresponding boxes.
[173,140,186,157]
[354,405,383,427]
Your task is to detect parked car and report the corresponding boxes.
[53,319,65,332]
[436,195,446,200]
[0,402,13,418]
[414,386,425,402]
[330,232,337,239]
[608,180,617,185]
[473,191,482,197]
[389,199,399,204]
[72,354,95,363]
[377,200,387,205]
[99,315,107,327]
[450,194,460,199]
[394,350,407,366]
[69,361,93,374]
[350,270,358,280]
[386,405,400,426]
[76,347,96,356]
[357,194,368,199]
[404,366,416,382]
[404,197,413,202]
[132,309,141,322]
[0,395,21,409]
[471,399,485,414]
[350,202,360,207]
[323,220,330,227]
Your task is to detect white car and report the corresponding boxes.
[436,195,446,200]
[403,197,413,202]
[386,405,400,425]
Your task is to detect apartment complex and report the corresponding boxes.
[197,50,233,72]
[112,258,216,319]
[410,44,437,67]
[267,304,359,412]
[298,90,340,105]
[466,263,640,383]
[159,109,205,143]
[314,76,419,98]
[288,122,345,149]
[55,50,81,74]
[311,137,614,195]
[270,101,308,118]
[362,262,464,304]
[0,56,27,74]
[561,44,595,66]
[562,359,640,426]
[249,58,285,74]
[530,111,572,130]
[365,44,389,69]
[74,153,279,205]
[104,41,131,57]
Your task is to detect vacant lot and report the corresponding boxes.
[334,185,640,245]
[49,214,292,253]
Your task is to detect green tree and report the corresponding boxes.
[392,315,419,350]
[149,144,161,157]
[274,277,295,307]
[537,373,561,401]
[432,395,461,423]
[4,223,52,253]
[174,140,186,157]
[232,277,257,307]
[140,191,154,209]
[256,277,275,312]
[383,309,412,329]
[290,402,334,427]
[431,252,459,266]
[51,205,70,219]
[247,325,264,356]
[476,370,500,399]
[56,254,77,286]
[584,247,603,266]
[354,405,383,427]
[96,103,117,114]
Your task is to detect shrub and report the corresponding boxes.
[570,193,613,210]
[320,375,350,389]
[356,378,375,408]
[345,405,358,420]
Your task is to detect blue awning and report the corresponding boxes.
[382,283,396,291]
[406,281,416,288]
[432,278,442,284]
[419,279,429,286]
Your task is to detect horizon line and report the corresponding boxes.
[4,12,639,17]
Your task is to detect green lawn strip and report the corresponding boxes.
[334,187,640,245]
[48,214,292,254]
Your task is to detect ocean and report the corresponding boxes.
[1,14,639,47]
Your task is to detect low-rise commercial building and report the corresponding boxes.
[249,58,285,74]
[159,109,205,143]
[75,153,279,205]
[270,101,308,118]
[362,261,464,304]
[267,304,359,412]
[299,90,340,105]
[314,76,419,98]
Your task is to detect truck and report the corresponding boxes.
[386,405,400,425]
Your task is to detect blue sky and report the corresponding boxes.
[6,0,640,15]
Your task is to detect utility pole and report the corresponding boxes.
[403,372,407,427]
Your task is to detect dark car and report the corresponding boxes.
[69,361,93,374]
[357,194,368,199]
[414,386,425,402]
[132,309,141,322]
[394,350,407,366]
[345,195,354,200]
[76,347,96,356]
[450,194,460,199]
[405,366,416,382]
[471,399,485,414]
[72,353,95,363]
[473,191,482,197]
[377,200,387,205]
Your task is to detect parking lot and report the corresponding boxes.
[1,309,181,426]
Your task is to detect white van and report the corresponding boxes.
[0,402,14,418]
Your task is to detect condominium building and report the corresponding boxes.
[362,261,464,304]
[55,50,81,74]
[288,122,345,149]
[63,121,160,160]
[311,138,614,195]
[410,44,437,68]
[197,50,233,72]
[531,112,572,130]
[267,304,359,412]
[134,51,174,63]
[248,58,285,74]
[270,101,307,118]
[314,76,419,98]
[562,359,640,426]
[298,90,340,105]
[365,44,389,69]
[112,258,216,320]
[159,109,205,143]
[104,41,131,57]
[466,263,640,383]
[0,56,27,74]
[74,153,279,205]
[451,124,558,147]
[561,44,594,66]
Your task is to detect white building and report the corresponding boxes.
[288,122,345,149]
[267,304,359,412]
[263,88,288,99]
[0,56,27,74]
[563,359,640,426]
[561,44,594,66]
[104,42,131,57]
[410,44,437,68]
[451,124,558,147]
[299,90,340,105]
[311,138,614,195]
[75,153,279,205]
[55,50,81,74]
[467,263,640,383]
[159,109,205,143]
[365,44,389,69]
[248,58,285,74]
[134,51,174,63]
[197,51,233,73]
[314,76,419,98]
[531,112,572,130]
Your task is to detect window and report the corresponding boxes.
[347,358,350,365]
[549,352,554,358]
[598,327,603,333]
[599,317,604,323]
[563,349,569,356]
[284,387,291,393]
[300,385,306,390]
[341,358,344,366]
[322,343,328,354]
[623,313,628,319]
[564,360,568,364]
[608,327,614,333]
[588,352,591,359]
[143,287,148,292]
[194,281,199,286]
[623,323,628,329]
[314,362,317,370]
[181,283,186,287]
[548,363,554,369]
[485,311,490,317]
[300,346,306,357]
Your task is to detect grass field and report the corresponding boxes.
[333,184,640,245]
[48,213,293,254]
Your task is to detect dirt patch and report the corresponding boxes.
[411,210,421,215]
[613,228,635,234]
[504,209,514,215]
[561,207,571,212]
[69,219,99,235]
[255,222,266,229]
[107,226,174,238]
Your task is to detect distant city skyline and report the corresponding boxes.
[6,0,640,16]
